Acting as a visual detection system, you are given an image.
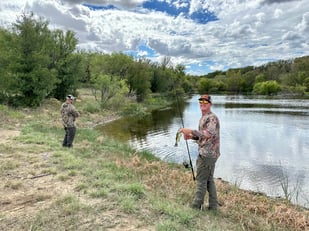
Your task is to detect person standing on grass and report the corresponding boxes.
[179,94,220,210]
[61,94,80,148]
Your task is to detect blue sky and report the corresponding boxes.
[141,0,218,24]
[0,0,308,75]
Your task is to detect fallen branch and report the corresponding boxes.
[28,173,51,179]
[6,173,52,179]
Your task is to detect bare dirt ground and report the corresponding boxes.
[0,129,153,231]
[0,129,73,226]
[0,130,20,144]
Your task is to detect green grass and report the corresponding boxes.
[0,91,308,231]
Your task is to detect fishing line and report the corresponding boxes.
[175,93,196,181]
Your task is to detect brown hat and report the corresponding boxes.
[198,94,212,103]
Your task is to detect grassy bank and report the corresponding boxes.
[0,90,308,231]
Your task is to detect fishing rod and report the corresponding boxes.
[175,93,196,181]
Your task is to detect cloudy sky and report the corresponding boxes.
[0,0,308,75]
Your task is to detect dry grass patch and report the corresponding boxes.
[0,130,20,144]
[116,155,309,231]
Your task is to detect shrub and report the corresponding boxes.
[253,80,281,95]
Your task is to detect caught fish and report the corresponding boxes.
[174,128,182,147]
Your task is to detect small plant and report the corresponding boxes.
[118,193,139,213]
[90,188,108,198]
[82,101,100,113]
[232,175,243,188]
[119,102,148,118]
[278,163,303,205]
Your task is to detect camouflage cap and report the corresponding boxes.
[66,95,75,100]
[198,94,212,103]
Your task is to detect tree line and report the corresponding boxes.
[0,13,308,108]
[198,57,309,96]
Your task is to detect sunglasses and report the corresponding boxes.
[199,100,210,104]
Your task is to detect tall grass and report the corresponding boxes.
[278,162,304,206]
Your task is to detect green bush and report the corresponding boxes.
[253,80,281,95]
[119,103,147,117]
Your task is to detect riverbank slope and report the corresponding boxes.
[0,90,308,231]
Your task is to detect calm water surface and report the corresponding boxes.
[98,95,309,207]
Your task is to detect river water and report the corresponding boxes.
[98,95,309,208]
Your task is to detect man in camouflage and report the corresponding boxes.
[180,94,220,210]
[61,95,80,148]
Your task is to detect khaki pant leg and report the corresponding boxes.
[192,156,218,208]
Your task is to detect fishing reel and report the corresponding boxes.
[182,161,191,169]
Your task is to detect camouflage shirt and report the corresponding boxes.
[192,112,220,159]
[61,103,80,128]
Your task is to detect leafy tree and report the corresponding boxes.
[304,77,309,92]
[50,30,82,100]
[213,74,228,93]
[9,13,58,107]
[151,67,172,93]
[198,78,213,93]
[0,13,82,105]
[78,52,92,83]
[91,73,128,108]
[0,29,15,103]
[253,80,281,95]
[181,76,194,93]
[88,52,130,108]
[174,64,193,93]
[264,63,281,81]
[149,61,188,96]
[201,70,224,79]
[225,70,243,93]
[100,52,134,79]
[212,80,226,93]
[255,73,266,83]
[127,59,152,102]
[241,70,257,93]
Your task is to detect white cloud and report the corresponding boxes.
[63,0,145,9]
[297,12,309,32]
[0,0,308,74]
[273,8,283,18]
[173,0,189,9]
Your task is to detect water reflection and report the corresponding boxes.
[97,95,309,208]
[100,99,189,139]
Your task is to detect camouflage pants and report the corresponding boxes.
[192,155,218,209]
[63,127,76,148]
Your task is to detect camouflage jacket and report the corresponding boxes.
[192,112,220,159]
[60,103,80,128]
